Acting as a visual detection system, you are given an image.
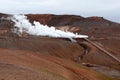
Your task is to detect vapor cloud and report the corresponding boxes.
[11,14,88,41]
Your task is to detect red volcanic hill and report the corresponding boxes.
[27,14,120,37]
[26,14,118,27]
[0,13,120,80]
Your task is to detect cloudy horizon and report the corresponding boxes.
[0,0,120,23]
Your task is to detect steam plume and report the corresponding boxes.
[11,15,88,40]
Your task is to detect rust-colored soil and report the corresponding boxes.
[0,48,115,80]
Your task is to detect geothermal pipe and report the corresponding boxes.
[78,38,120,63]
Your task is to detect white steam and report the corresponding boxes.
[11,14,88,40]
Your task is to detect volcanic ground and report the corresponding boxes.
[0,13,120,80]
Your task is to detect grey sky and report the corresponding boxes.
[0,0,120,23]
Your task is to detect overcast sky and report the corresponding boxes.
[0,0,120,23]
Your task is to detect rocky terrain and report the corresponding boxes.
[0,13,120,80]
